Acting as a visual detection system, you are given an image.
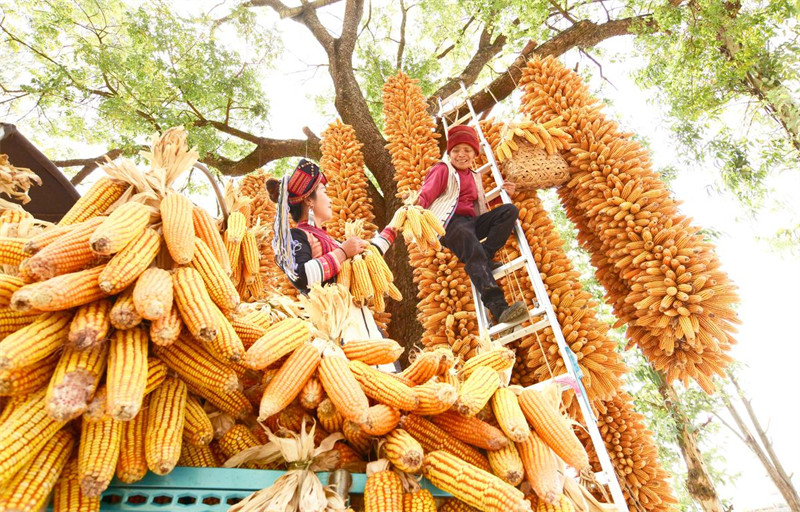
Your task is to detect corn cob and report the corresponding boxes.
[192,206,231,275]
[413,380,458,415]
[178,442,220,468]
[0,390,66,484]
[317,398,345,433]
[431,410,510,451]
[398,350,440,385]
[98,227,160,293]
[0,308,38,339]
[258,342,321,421]
[117,405,149,484]
[172,267,218,343]
[133,267,173,320]
[0,351,58,396]
[231,314,269,348]
[0,237,26,266]
[517,429,563,504]
[160,191,195,264]
[364,467,404,512]
[532,493,575,512]
[106,326,148,420]
[243,317,311,370]
[23,217,104,281]
[400,414,491,472]
[241,229,260,276]
[384,428,424,473]
[0,394,27,424]
[459,348,516,379]
[456,366,501,417]
[46,341,107,421]
[349,360,419,410]
[492,387,530,443]
[299,376,325,410]
[184,393,214,446]
[59,177,128,225]
[338,259,352,289]
[206,307,244,365]
[342,419,373,455]
[438,499,481,512]
[0,429,74,511]
[362,404,401,436]
[145,357,168,395]
[190,236,240,312]
[403,489,437,512]
[518,387,589,471]
[153,333,239,393]
[423,450,532,512]
[150,302,182,346]
[226,211,246,243]
[110,287,142,330]
[185,380,252,420]
[488,441,525,486]
[79,403,123,496]
[53,457,101,512]
[319,354,370,424]
[342,338,403,366]
[218,424,274,469]
[0,310,72,371]
[14,265,108,312]
[22,222,76,255]
[67,298,112,349]
[90,201,150,255]
[146,376,187,475]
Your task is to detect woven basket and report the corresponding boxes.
[501,139,570,190]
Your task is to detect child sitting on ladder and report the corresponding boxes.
[415,124,528,325]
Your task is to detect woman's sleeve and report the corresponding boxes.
[369,227,398,256]
[289,229,344,290]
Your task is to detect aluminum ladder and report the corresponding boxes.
[436,82,629,511]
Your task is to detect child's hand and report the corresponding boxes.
[502,181,517,197]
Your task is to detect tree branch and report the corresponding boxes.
[338,0,364,56]
[54,148,125,186]
[206,127,322,176]
[396,0,409,69]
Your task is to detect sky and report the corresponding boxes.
[6,0,799,509]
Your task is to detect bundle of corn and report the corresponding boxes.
[0,154,42,207]
[495,120,571,162]
[320,119,378,240]
[387,201,446,253]
[473,120,626,405]
[578,391,678,512]
[518,56,739,392]
[382,71,479,358]
[237,169,298,298]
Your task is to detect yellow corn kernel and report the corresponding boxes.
[317,398,344,433]
[107,327,149,420]
[403,489,437,512]
[399,414,491,472]
[423,450,531,512]
[192,206,230,275]
[319,354,370,424]
[364,470,403,512]
[58,177,128,225]
[190,237,240,312]
[179,442,220,468]
[516,429,563,504]
[217,424,276,469]
[438,499,481,512]
[0,236,28,266]
[110,287,143,330]
[116,405,148,484]
[0,308,38,339]
[23,217,104,281]
[22,222,76,255]
[362,403,401,436]
[398,350,440,385]
[183,393,214,446]
[243,317,311,370]
[491,387,530,443]
[241,229,260,276]
[146,376,187,475]
[343,419,373,456]
[46,341,107,421]
[299,375,325,411]
[342,338,404,366]
[98,227,161,294]
[258,342,321,421]
[172,267,218,343]
[384,428,423,473]
[79,403,123,496]
[0,351,58,396]
[348,360,419,411]
[0,310,72,371]
[0,274,24,307]
[133,267,173,320]
[209,307,245,363]
[0,429,74,511]
[153,333,239,393]
[431,410,509,451]
[184,380,252,421]
[225,211,246,244]
[231,315,268,349]
[89,201,151,255]
[14,265,108,312]
[459,348,516,379]
[456,366,501,417]
[67,298,112,350]
[150,302,182,347]
[488,442,525,487]
[160,191,195,264]
[145,357,168,395]
[53,457,101,512]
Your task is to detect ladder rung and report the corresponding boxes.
[453,113,473,126]
[485,186,501,202]
[492,256,527,279]
[487,306,546,336]
[475,162,492,174]
[491,316,549,345]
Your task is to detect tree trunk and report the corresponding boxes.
[721,375,800,511]
[655,371,725,512]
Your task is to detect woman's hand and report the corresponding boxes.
[341,237,368,258]
[502,181,517,198]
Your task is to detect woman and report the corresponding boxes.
[266,158,397,340]
[416,125,527,325]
